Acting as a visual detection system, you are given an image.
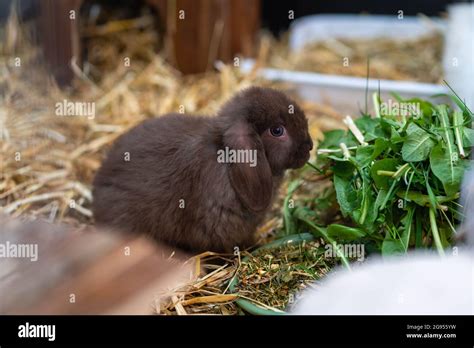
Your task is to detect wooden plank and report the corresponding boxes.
[229,0,261,59]
[148,0,261,74]
[0,217,191,314]
[38,0,83,85]
[36,0,261,81]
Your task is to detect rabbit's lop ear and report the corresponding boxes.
[223,121,273,212]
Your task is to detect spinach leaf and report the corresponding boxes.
[401,123,436,162]
[333,175,359,217]
[430,142,472,196]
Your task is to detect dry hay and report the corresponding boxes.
[263,29,444,84]
[0,9,344,315]
[156,252,241,315]
[234,239,334,312]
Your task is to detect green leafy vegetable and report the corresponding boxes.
[327,224,366,241]
[401,123,436,162]
[284,94,473,258]
[430,143,471,196]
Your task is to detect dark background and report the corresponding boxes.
[1,0,470,31]
[261,0,468,35]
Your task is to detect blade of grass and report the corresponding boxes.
[443,80,473,116]
[415,208,423,248]
[436,105,456,164]
[424,171,439,211]
[373,92,381,118]
[379,177,399,211]
[401,206,415,251]
[429,207,445,257]
[452,110,465,157]
[283,180,301,235]
[305,161,324,174]
[440,208,457,235]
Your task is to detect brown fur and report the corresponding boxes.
[92,87,312,253]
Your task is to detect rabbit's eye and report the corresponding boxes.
[270,126,285,137]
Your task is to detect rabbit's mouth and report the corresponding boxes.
[291,151,311,169]
[290,138,313,169]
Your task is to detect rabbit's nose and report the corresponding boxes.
[302,139,313,152]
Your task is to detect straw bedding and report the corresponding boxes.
[4,9,444,315]
[0,9,346,314]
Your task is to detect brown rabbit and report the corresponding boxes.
[92,87,313,253]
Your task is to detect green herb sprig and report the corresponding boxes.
[288,93,473,257]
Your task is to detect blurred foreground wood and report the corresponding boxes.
[0,217,192,314]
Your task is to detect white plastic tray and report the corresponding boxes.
[241,14,451,115]
[289,14,445,50]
